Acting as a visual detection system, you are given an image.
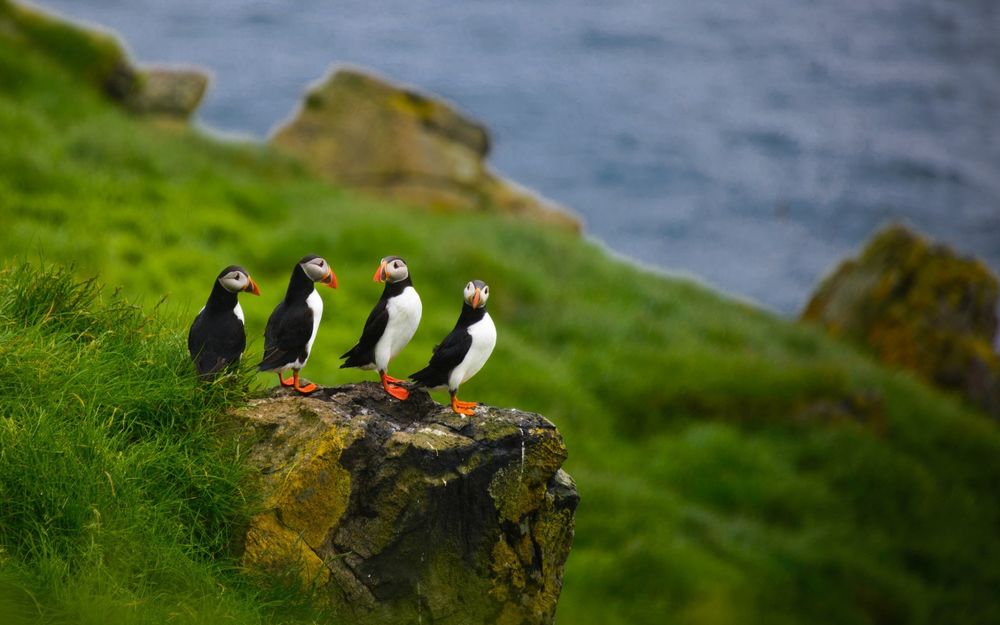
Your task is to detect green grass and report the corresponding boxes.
[0,262,328,624]
[3,4,1000,624]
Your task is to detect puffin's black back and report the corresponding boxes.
[409,304,484,388]
[257,258,318,371]
[188,267,248,376]
[340,277,413,368]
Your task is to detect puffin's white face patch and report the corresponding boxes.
[219,271,248,293]
[384,258,409,282]
[301,258,329,282]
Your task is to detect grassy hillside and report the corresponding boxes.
[0,264,257,624]
[3,4,1000,624]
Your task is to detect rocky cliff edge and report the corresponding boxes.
[236,382,578,625]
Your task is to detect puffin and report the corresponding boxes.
[410,280,496,416]
[340,256,422,400]
[188,265,261,376]
[257,254,338,394]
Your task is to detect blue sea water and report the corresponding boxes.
[35,0,1000,313]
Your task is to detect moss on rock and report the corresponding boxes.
[242,511,331,587]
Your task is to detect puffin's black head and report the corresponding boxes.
[373,256,409,283]
[216,265,260,295]
[463,279,489,309]
[297,255,338,289]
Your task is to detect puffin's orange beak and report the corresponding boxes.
[322,268,338,289]
[472,287,481,310]
[244,276,261,296]
[373,260,387,283]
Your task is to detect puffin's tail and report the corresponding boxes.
[409,365,446,389]
[193,351,227,378]
[257,348,290,372]
[339,344,368,369]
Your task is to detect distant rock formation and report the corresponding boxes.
[236,382,578,625]
[116,65,210,118]
[2,2,208,119]
[803,224,1000,418]
[272,67,582,232]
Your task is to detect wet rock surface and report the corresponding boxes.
[236,382,578,625]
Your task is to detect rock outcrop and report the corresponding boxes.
[803,224,1000,418]
[236,382,578,625]
[116,65,210,118]
[272,67,581,232]
[2,2,208,119]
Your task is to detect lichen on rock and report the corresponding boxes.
[236,382,578,625]
[802,224,1000,418]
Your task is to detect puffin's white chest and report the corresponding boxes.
[304,288,323,355]
[374,286,422,368]
[450,312,497,389]
[232,303,246,361]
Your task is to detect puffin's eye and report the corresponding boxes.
[394,262,400,268]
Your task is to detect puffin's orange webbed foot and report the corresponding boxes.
[450,395,476,416]
[381,373,409,400]
[292,371,319,395]
[278,372,295,387]
[384,383,410,400]
[295,382,319,394]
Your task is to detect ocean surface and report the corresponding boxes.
[35,0,1000,313]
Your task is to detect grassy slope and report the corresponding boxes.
[0,264,264,625]
[3,5,1000,624]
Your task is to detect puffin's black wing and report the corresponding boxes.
[188,310,246,376]
[409,326,472,388]
[257,301,314,371]
[340,297,389,368]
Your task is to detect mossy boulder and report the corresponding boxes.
[271,66,581,232]
[236,382,578,624]
[803,224,1000,417]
